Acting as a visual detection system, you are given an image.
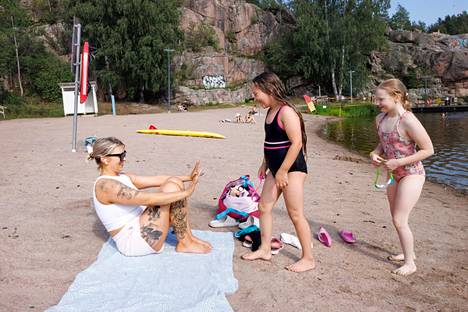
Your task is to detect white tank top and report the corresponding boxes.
[93,174,144,231]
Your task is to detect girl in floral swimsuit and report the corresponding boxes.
[370,79,434,276]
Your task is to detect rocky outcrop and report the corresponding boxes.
[176,0,294,105]
[371,30,468,97]
[175,85,252,106]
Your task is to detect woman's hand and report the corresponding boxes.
[258,162,267,180]
[383,159,401,171]
[370,152,385,167]
[275,168,288,189]
[185,171,199,196]
[189,161,201,180]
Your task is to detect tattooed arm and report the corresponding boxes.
[95,178,196,206]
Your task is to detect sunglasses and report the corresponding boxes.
[106,150,127,161]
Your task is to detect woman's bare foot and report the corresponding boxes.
[241,248,271,261]
[176,238,211,254]
[285,257,316,273]
[388,253,416,262]
[392,263,417,276]
[191,234,212,250]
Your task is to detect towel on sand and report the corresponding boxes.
[47,230,238,312]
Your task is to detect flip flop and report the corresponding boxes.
[239,216,260,229]
[339,230,356,244]
[209,215,239,228]
[280,233,300,250]
[271,237,283,255]
[242,235,253,248]
[317,227,332,247]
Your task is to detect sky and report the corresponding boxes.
[389,0,467,25]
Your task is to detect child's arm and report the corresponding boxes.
[276,107,303,186]
[370,114,386,166]
[399,114,434,164]
[384,114,434,170]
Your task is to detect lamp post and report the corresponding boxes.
[349,70,355,103]
[164,48,175,110]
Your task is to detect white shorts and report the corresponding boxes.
[112,215,164,256]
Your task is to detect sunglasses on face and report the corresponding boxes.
[106,150,127,161]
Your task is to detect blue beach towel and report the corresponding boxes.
[47,230,238,312]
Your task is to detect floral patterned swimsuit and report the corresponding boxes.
[377,111,425,182]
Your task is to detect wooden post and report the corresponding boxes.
[11,16,23,97]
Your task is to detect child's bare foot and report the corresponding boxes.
[388,253,416,262]
[392,263,417,276]
[285,257,316,273]
[176,239,211,254]
[241,248,271,261]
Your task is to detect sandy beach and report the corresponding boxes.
[0,107,466,311]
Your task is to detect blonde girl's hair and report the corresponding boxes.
[377,78,412,111]
[88,137,124,168]
[252,72,308,155]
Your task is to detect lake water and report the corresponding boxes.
[322,112,468,192]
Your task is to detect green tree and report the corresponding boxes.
[0,0,70,103]
[65,0,183,102]
[390,4,411,30]
[428,11,468,34]
[264,0,389,98]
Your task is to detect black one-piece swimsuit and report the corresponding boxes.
[264,106,308,177]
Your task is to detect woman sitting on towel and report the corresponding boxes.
[89,137,212,256]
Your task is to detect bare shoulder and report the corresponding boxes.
[401,111,422,128]
[95,178,120,193]
[281,105,299,120]
[375,112,385,126]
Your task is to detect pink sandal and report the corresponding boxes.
[339,230,356,244]
[317,227,332,247]
[271,237,283,255]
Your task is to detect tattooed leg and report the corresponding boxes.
[139,205,170,252]
[163,178,212,250]
[170,199,188,240]
[160,179,211,254]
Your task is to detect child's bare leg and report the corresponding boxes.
[391,175,425,276]
[282,172,315,272]
[165,177,212,249]
[242,173,280,261]
[161,178,211,254]
[386,181,416,262]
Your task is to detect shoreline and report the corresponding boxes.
[317,114,468,196]
[0,108,466,311]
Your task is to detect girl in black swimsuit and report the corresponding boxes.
[241,72,315,273]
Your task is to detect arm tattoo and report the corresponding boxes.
[116,184,137,200]
[170,199,188,239]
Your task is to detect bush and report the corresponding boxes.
[185,23,220,52]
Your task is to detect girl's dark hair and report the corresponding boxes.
[252,72,307,155]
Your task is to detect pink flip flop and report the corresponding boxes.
[339,230,356,244]
[271,237,283,255]
[317,227,332,247]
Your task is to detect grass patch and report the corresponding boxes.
[305,101,378,118]
[1,97,64,119]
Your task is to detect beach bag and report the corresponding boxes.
[217,175,261,220]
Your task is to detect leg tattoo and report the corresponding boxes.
[140,206,163,246]
[170,199,188,239]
